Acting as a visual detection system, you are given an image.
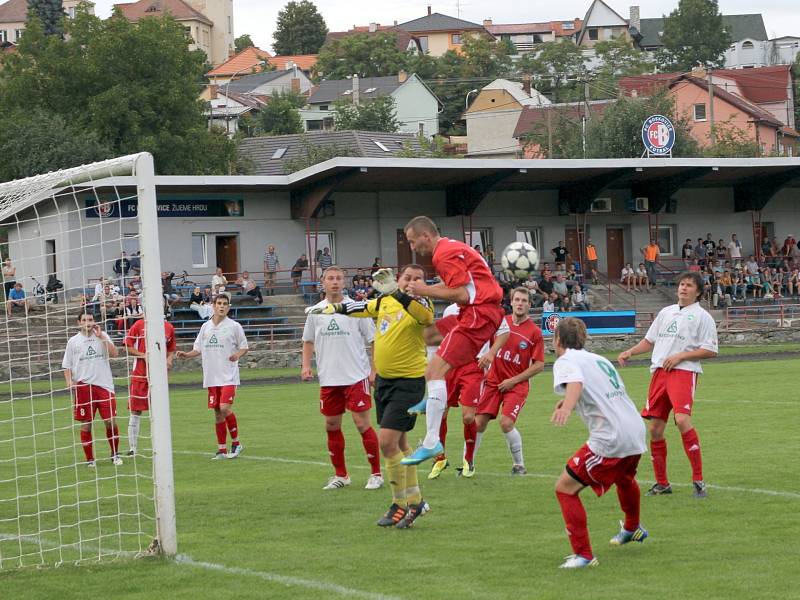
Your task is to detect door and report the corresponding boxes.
[215,235,239,278]
[564,227,588,264]
[396,229,434,277]
[45,239,56,277]
[606,228,624,280]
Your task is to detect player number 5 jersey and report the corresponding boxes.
[193,317,249,388]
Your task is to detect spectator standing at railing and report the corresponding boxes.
[372,257,382,270]
[262,245,280,297]
[702,234,716,259]
[291,254,309,292]
[130,251,141,276]
[211,267,227,296]
[641,240,660,288]
[715,239,727,261]
[694,238,707,268]
[113,252,131,290]
[551,241,568,269]
[585,238,599,284]
[161,271,179,310]
[319,247,333,272]
[485,244,496,272]
[727,234,742,261]
[681,239,693,267]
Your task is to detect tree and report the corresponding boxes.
[273,0,328,55]
[794,54,800,128]
[659,0,731,71]
[333,96,398,132]
[314,32,410,79]
[397,134,451,158]
[234,34,254,54]
[253,90,305,136]
[282,135,354,174]
[528,39,586,102]
[27,0,64,37]
[703,118,761,157]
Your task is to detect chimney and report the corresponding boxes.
[291,62,300,92]
[369,22,378,33]
[483,19,492,28]
[398,69,408,83]
[209,84,218,99]
[629,6,640,31]
[352,73,360,106]
[427,5,432,15]
[522,74,531,96]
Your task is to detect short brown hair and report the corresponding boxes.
[400,264,426,276]
[676,271,704,301]
[321,265,344,279]
[214,293,231,305]
[404,216,439,236]
[555,318,587,350]
[511,287,530,301]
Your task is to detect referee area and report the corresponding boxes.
[2,347,798,599]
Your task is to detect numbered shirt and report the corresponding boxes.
[487,315,544,390]
[553,349,646,458]
[192,317,249,387]
[302,299,375,387]
[62,332,115,393]
[645,302,718,373]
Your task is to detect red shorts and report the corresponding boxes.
[208,385,237,410]
[445,361,484,408]
[476,381,528,422]
[566,444,642,497]
[436,304,504,370]
[128,375,149,412]
[73,383,116,422]
[642,368,698,421]
[320,379,372,416]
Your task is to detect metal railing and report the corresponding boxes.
[723,302,800,331]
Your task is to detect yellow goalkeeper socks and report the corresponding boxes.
[403,448,422,505]
[386,452,406,506]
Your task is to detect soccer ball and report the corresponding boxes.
[501,242,539,281]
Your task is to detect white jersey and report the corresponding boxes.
[645,302,718,373]
[303,298,374,386]
[62,332,115,393]
[443,303,509,358]
[192,317,249,387]
[553,349,646,458]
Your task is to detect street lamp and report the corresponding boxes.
[465,88,478,110]
[224,60,266,135]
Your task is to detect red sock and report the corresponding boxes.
[556,491,593,560]
[439,417,448,449]
[106,424,119,456]
[463,421,477,463]
[616,478,641,532]
[80,429,94,461]
[226,413,239,446]
[360,427,381,475]
[327,429,347,477]
[650,438,669,486]
[215,421,227,451]
[681,428,703,481]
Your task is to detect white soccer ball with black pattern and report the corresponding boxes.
[501,242,539,280]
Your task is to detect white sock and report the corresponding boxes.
[422,379,447,449]
[504,428,524,466]
[473,431,483,461]
[128,414,140,452]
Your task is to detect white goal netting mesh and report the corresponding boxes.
[0,155,172,568]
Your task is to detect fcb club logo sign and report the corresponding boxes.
[642,114,675,155]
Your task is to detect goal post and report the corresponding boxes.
[0,153,176,568]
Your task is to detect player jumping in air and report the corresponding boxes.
[551,318,648,569]
[176,294,249,459]
[399,216,504,465]
[62,312,122,467]
[475,287,545,475]
[308,264,433,527]
[123,312,176,456]
[618,271,718,498]
[302,266,382,491]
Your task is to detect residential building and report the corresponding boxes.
[464,78,551,158]
[267,54,318,73]
[206,46,272,85]
[0,0,92,44]
[238,130,423,175]
[224,68,312,96]
[482,18,583,53]
[323,24,422,55]
[202,88,267,135]
[116,0,234,66]
[576,0,635,47]
[637,12,767,53]
[300,72,441,138]
[512,100,613,158]
[724,36,800,69]
[398,8,490,56]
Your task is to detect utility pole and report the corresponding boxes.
[547,108,553,159]
[707,67,716,145]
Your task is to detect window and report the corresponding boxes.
[693,103,707,121]
[562,22,575,30]
[465,229,492,255]
[14,29,23,42]
[418,36,428,52]
[318,104,329,111]
[271,148,287,159]
[312,231,336,263]
[654,226,675,256]
[122,234,140,256]
[742,40,754,49]
[67,6,76,18]
[588,28,598,40]
[451,33,462,45]
[0,31,6,43]
[192,234,208,268]
[372,140,390,152]
[516,228,542,252]
[306,119,324,130]
[228,15,232,34]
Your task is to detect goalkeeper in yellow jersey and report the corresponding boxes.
[307,264,434,528]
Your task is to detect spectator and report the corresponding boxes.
[113,251,131,289]
[291,253,309,292]
[524,275,545,307]
[318,247,333,271]
[92,278,110,302]
[681,238,694,267]
[570,284,590,311]
[770,268,784,299]
[635,263,649,292]
[551,241,568,268]
[2,258,16,299]
[202,286,213,304]
[711,273,730,308]
[211,267,227,296]
[162,271,180,307]
[189,286,213,320]
[108,299,125,332]
[787,268,799,297]
[552,274,570,310]
[125,296,144,329]
[538,272,554,300]
[473,245,484,260]
[351,276,368,301]
[786,236,797,259]
[542,294,556,313]
[746,270,762,298]
[564,262,579,288]
[621,263,636,292]
[130,251,141,276]
[364,276,377,299]
[715,239,727,261]
[731,269,747,301]
[745,255,760,276]
[6,282,27,317]
[728,234,742,261]
[485,244,496,271]
[236,270,263,304]
[759,267,773,297]
[585,238,599,284]
[694,238,707,268]
[371,257,382,270]
[688,258,702,273]
[702,233,716,258]
[263,245,280,296]
[641,239,660,288]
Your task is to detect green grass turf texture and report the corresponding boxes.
[1,358,798,599]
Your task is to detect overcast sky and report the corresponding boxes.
[92,0,800,53]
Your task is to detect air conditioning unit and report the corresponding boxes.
[634,197,649,212]
[590,198,612,213]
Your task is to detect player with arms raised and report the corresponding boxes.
[551,318,648,569]
[176,294,249,459]
[400,216,504,465]
[62,312,122,467]
[618,271,718,498]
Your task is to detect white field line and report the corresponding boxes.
[173,450,800,499]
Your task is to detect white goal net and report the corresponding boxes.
[0,154,175,569]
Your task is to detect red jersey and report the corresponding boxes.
[124,319,177,376]
[433,237,502,306]
[487,315,544,389]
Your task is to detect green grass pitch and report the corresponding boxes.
[1,358,798,599]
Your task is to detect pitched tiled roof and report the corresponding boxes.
[398,12,485,33]
[238,131,422,175]
[638,14,768,48]
[0,0,26,23]
[672,75,783,127]
[268,54,318,72]
[486,22,562,35]
[513,100,613,138]
[206,47,272,77]
[308,75,403,105]
[324,27,419,53]
[225,69,294,94]
[115,0,212,26]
